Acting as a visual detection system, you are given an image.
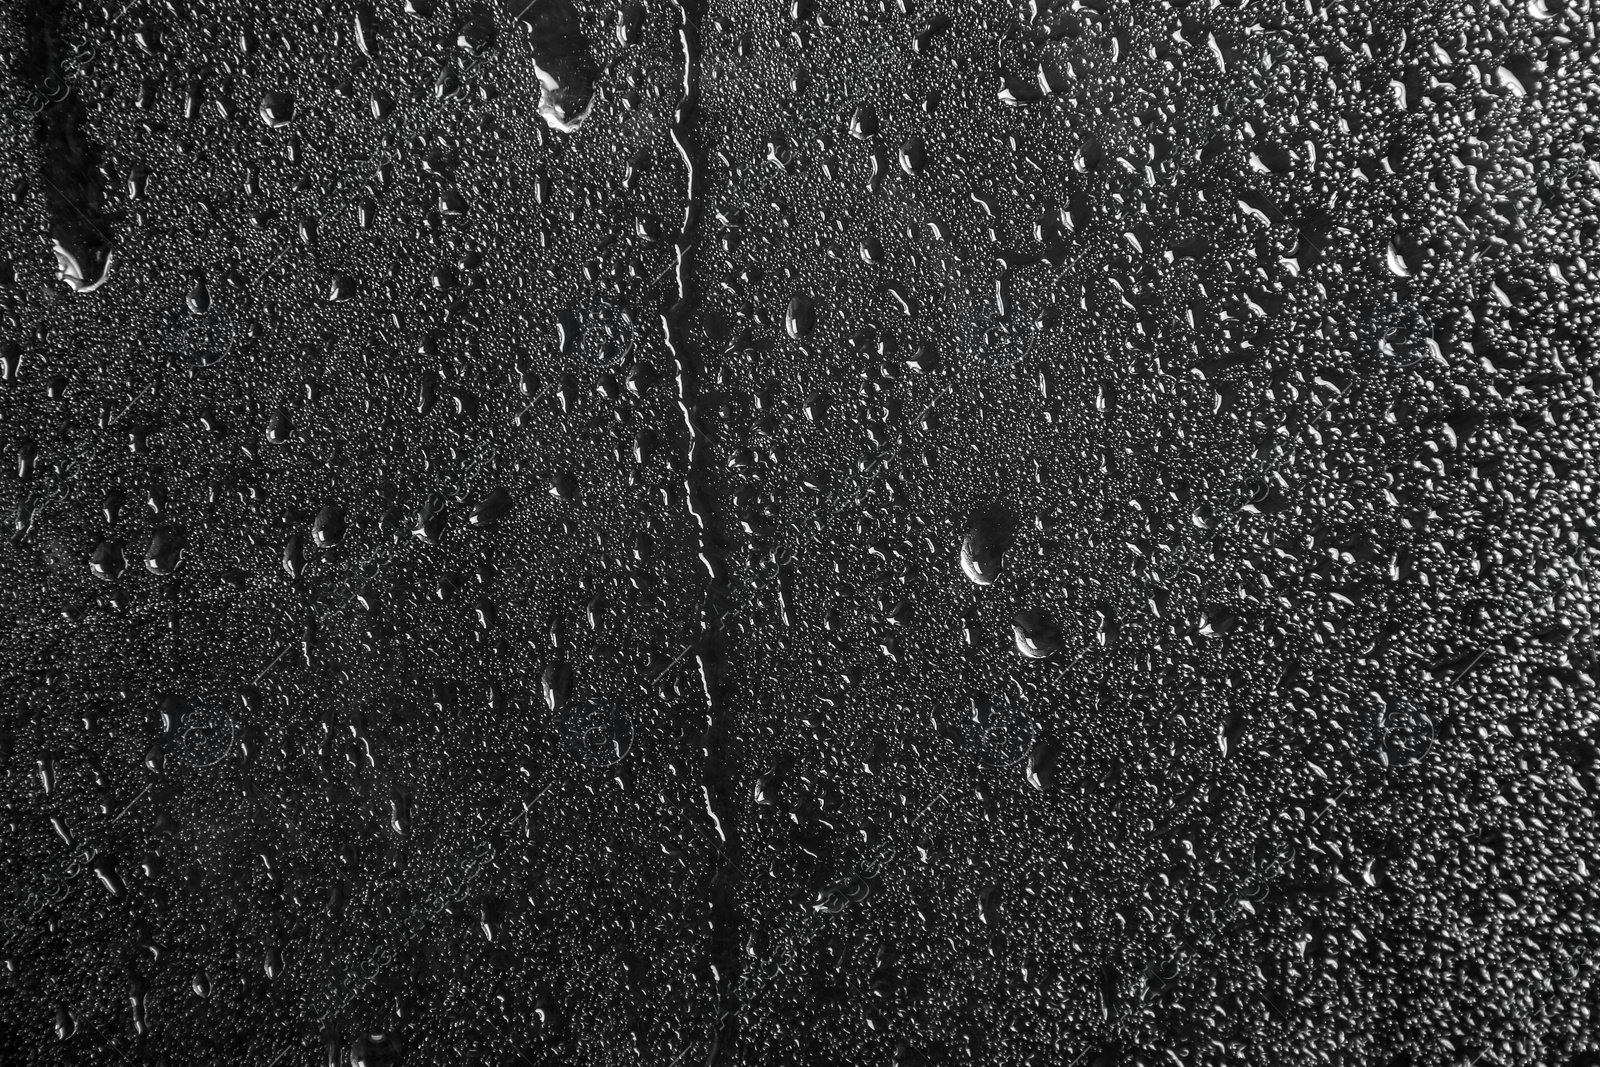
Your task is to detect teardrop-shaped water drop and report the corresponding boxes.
[786,294,815,338]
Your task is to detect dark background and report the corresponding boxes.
[3,0,1600,1063]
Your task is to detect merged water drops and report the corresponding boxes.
[521,0,598,132]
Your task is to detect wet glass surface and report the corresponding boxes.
[3,0,1600,1063]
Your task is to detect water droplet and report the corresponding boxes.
[258,89,295,127]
